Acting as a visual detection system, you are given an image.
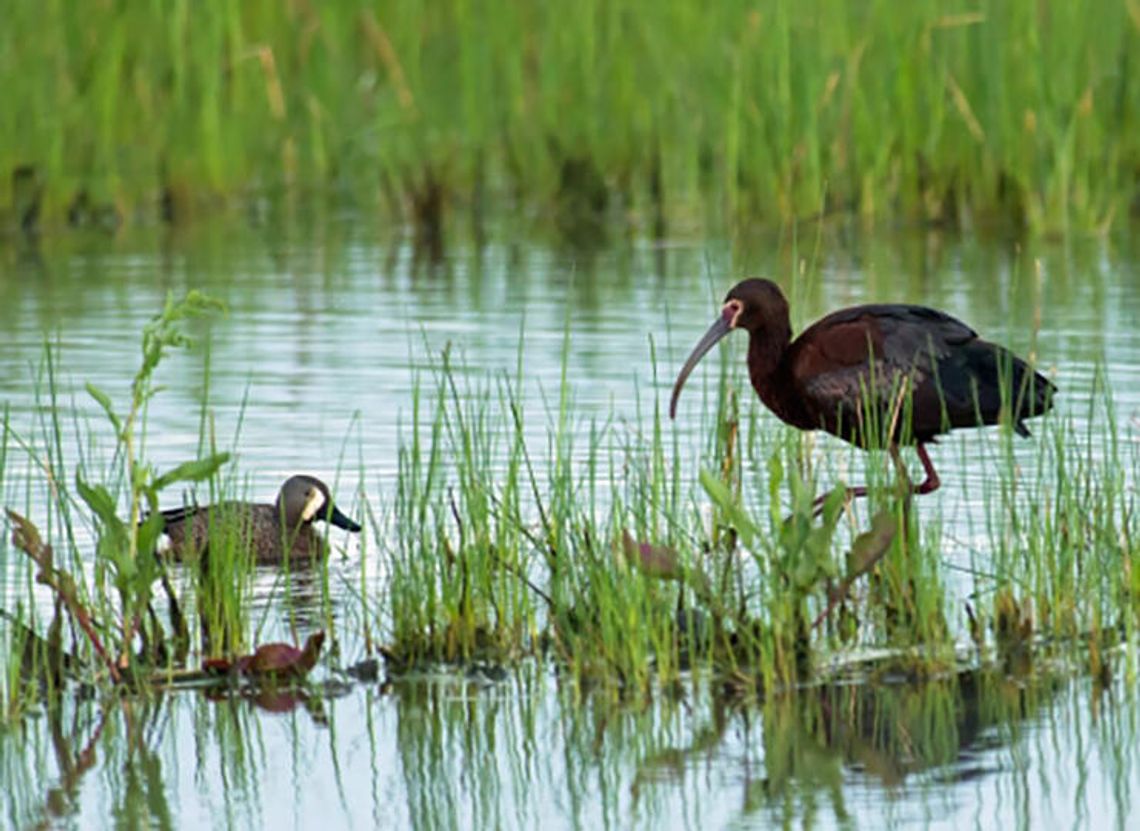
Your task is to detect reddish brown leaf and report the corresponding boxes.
[201,631,325,680]
[621,529,681,579]
[202,657,234,674]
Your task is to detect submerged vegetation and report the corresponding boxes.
[1,290,1136,719]
[2,0,1139,235]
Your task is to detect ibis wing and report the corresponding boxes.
[789,305,979,442]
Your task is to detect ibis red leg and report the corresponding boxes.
[810,442,941,516]
[911,443,941,494]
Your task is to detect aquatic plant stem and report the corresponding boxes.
[6,510,122,684]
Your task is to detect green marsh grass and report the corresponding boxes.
[2,295,1136,711]
[970,365,1140,677]
[2,1,1137,233]
[376,338,946,688]
[373,324,1135,695]
[0,294,321,710]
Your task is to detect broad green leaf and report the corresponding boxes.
[153,452,231,491]
[85,383,123,437]
[844,510,896,580]
[817,486,847,528]
[76,472,123,531]
[804,525,833,559]
[792,554,818,590]
[779,514,808,554]
[95,522,133,587]
[788,467,813,513]
[136,510,167,562]
[131,460,154,491]
[699,469,759,546]
[766,453,784,525]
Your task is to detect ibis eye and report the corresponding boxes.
[723,300,744,327]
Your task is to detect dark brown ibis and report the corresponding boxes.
[670,279,1056,507]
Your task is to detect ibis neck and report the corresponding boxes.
[747,324,808,427]
[746,323,790,383]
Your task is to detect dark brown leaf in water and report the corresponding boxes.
[203,631,325,679]
[7,508,52,571]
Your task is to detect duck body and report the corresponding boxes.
[157,475,361,565]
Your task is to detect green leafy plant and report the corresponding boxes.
[77,291,229,674]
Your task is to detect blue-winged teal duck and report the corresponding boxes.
[157,475,362,565]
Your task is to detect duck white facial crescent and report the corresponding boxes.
[301,488,326,522]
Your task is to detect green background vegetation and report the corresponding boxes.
[2,0,1137,233]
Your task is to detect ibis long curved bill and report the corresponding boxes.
[669,312,734,419]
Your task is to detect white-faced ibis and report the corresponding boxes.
[670,279,1056,507]
[158,475,361,564]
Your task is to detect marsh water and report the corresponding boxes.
[1,216,1139,829]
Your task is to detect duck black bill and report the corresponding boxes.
[669,315,733,419]
[326,503,363,533]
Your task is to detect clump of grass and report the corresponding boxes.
[3,295,1136,710]
[969,365,1140,677]
[375,335,959,691]
[384,343,546,665]
[374,321,1135,697]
